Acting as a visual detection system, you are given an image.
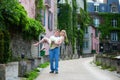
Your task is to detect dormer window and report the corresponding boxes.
[94,3,99,12]
[110,2,118,13]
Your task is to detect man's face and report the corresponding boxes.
[54,31,60,37]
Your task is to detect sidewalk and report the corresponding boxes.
[36,57,120,80]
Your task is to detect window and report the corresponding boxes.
[85,27,88,34]
[48,11,53,31]
[83,40,89,49]
[111,32,118,41]
[94,3,99,12]
[41,10,46,26]
[94,18,99,27]
[111,19,117,27]
[95,29,98,37]
[110,3,118,13]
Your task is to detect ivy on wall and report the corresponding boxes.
[72,0,78,53]
[0,0,45,40]
[35,0,44,21]
[78,8,91,54]
[0,30,11,63]
[0,0,45,63]
[98,13,120,40]
[58,3,73,45]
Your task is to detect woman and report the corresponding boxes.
[34,30,67,46]
[34,30,67,74]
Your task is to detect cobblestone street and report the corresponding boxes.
[36,57,120,80]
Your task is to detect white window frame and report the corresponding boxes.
[83,40,89,49]
[111,19,117,27]
[111,32,118,41]
[94,18,99,27]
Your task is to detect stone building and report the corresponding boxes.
[10,0,57,59]
[87,0,120,53]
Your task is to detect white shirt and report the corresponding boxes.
[49,36,60,49]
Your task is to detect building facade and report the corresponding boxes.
[87,0,120,53]
[19,0,57,57]
[41,0,57,55]
[83,26,99,54]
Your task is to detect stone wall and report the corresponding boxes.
[60,43,78,60]
[10,35,36,60]
[0,64,5,80]
[95,54,120,73]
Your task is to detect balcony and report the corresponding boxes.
[45,0,51,8]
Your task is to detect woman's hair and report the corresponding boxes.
[61,30,68,44]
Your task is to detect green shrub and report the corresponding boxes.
[108,66,116,71]
[0,30,4,63]
[0,30,11,63]
[25,70,38,80]
[39,62,49,68]
[0,0,45,40]
[95,61,102,66]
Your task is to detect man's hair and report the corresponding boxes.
[54,29,60,33]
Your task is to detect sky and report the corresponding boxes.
[87,0,103,3]
[87,0,120,4]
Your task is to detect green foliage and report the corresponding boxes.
[38,62,49,68]
[25,70,38,80]
[108,66,116,71]
[78,8,91,53]
[35,0,44,21]
[0,0,45,40]
[0,30,4,63]
[58,3,72,45]
[24,62,49,80]
[72,0,78,53]
[95,61,102,66]
[98,13,120,40]
[22,18,45,40]
[0,30,11,63]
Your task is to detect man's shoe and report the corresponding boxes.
[55,71,58,74]
[49,71,54,73]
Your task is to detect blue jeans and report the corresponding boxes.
[49,47,60,72]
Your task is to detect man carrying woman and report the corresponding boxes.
[34,29,67,74]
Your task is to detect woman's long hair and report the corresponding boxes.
[61,30,69,44]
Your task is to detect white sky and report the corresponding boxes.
[87,0,120,3]
[87,0,103,3]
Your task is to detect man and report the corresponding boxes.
[49,29,60,74]
[34,29,60,74]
